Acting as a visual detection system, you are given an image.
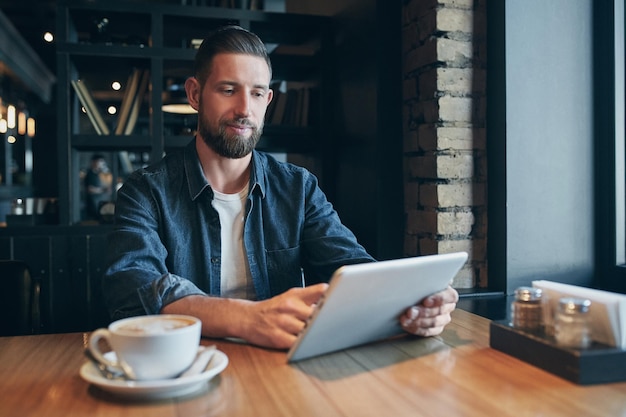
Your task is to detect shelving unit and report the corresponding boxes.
[56,0,335,225]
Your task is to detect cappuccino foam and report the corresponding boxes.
[116,317,194,335]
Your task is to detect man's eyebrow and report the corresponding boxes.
[216,81,269,90]
[216,80,237,87]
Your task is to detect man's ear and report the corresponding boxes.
[185,77,201,111]
[266,88,274,106]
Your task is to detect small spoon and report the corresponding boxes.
[83,348,126,380]
[178,345,217,378]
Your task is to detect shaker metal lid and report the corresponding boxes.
[558,297,591,314]
[515,286,542,302]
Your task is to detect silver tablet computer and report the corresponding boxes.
[286,252,468,362]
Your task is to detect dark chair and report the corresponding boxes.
[0,260,40,336]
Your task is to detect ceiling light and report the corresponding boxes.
[162,103,196,114]
[162,82,196,114]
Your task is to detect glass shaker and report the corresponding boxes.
[511,286,543,331]
[554,297,592,349]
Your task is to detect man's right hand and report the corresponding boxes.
[241,283,329,349]
[161,283,329,350]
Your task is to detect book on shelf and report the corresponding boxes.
[282,88,299,126]
[115,68,142,135]
[117,69,149,174]
[71,79,110,135]
[268,82,315,127]
[123,69,150,135]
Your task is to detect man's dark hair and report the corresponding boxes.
[194,25,272,85]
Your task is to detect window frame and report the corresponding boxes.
[596,0,626,292]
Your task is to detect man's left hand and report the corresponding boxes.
[400,285,459,337]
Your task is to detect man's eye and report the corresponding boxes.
[221,88,234,95]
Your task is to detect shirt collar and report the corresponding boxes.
[184,138,266,201]
[249,150,266,199]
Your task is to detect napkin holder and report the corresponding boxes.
[489,320,626,385]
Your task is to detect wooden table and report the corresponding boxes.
[1,309,625,417]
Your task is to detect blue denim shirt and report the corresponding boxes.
[103,139,375,320]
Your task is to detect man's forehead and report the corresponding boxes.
[209,53,271,78]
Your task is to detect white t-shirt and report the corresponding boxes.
[211,185,256,300]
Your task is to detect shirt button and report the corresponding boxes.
[210,257,220,264]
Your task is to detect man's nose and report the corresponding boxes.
[234,94,251,117]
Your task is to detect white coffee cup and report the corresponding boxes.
[88,314,201,380]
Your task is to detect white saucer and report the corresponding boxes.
[80,347,228,400]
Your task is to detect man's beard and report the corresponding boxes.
[198,113,263,159]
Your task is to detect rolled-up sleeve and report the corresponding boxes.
[136,273,206,317]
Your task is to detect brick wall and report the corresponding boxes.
[402,0,487,289]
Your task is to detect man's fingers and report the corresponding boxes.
[298,283,329,305]
[416,301,457,319]
[401,312,452,335]
[271,283,329,322]
[422,286,459,307]
[277,313,308,336]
